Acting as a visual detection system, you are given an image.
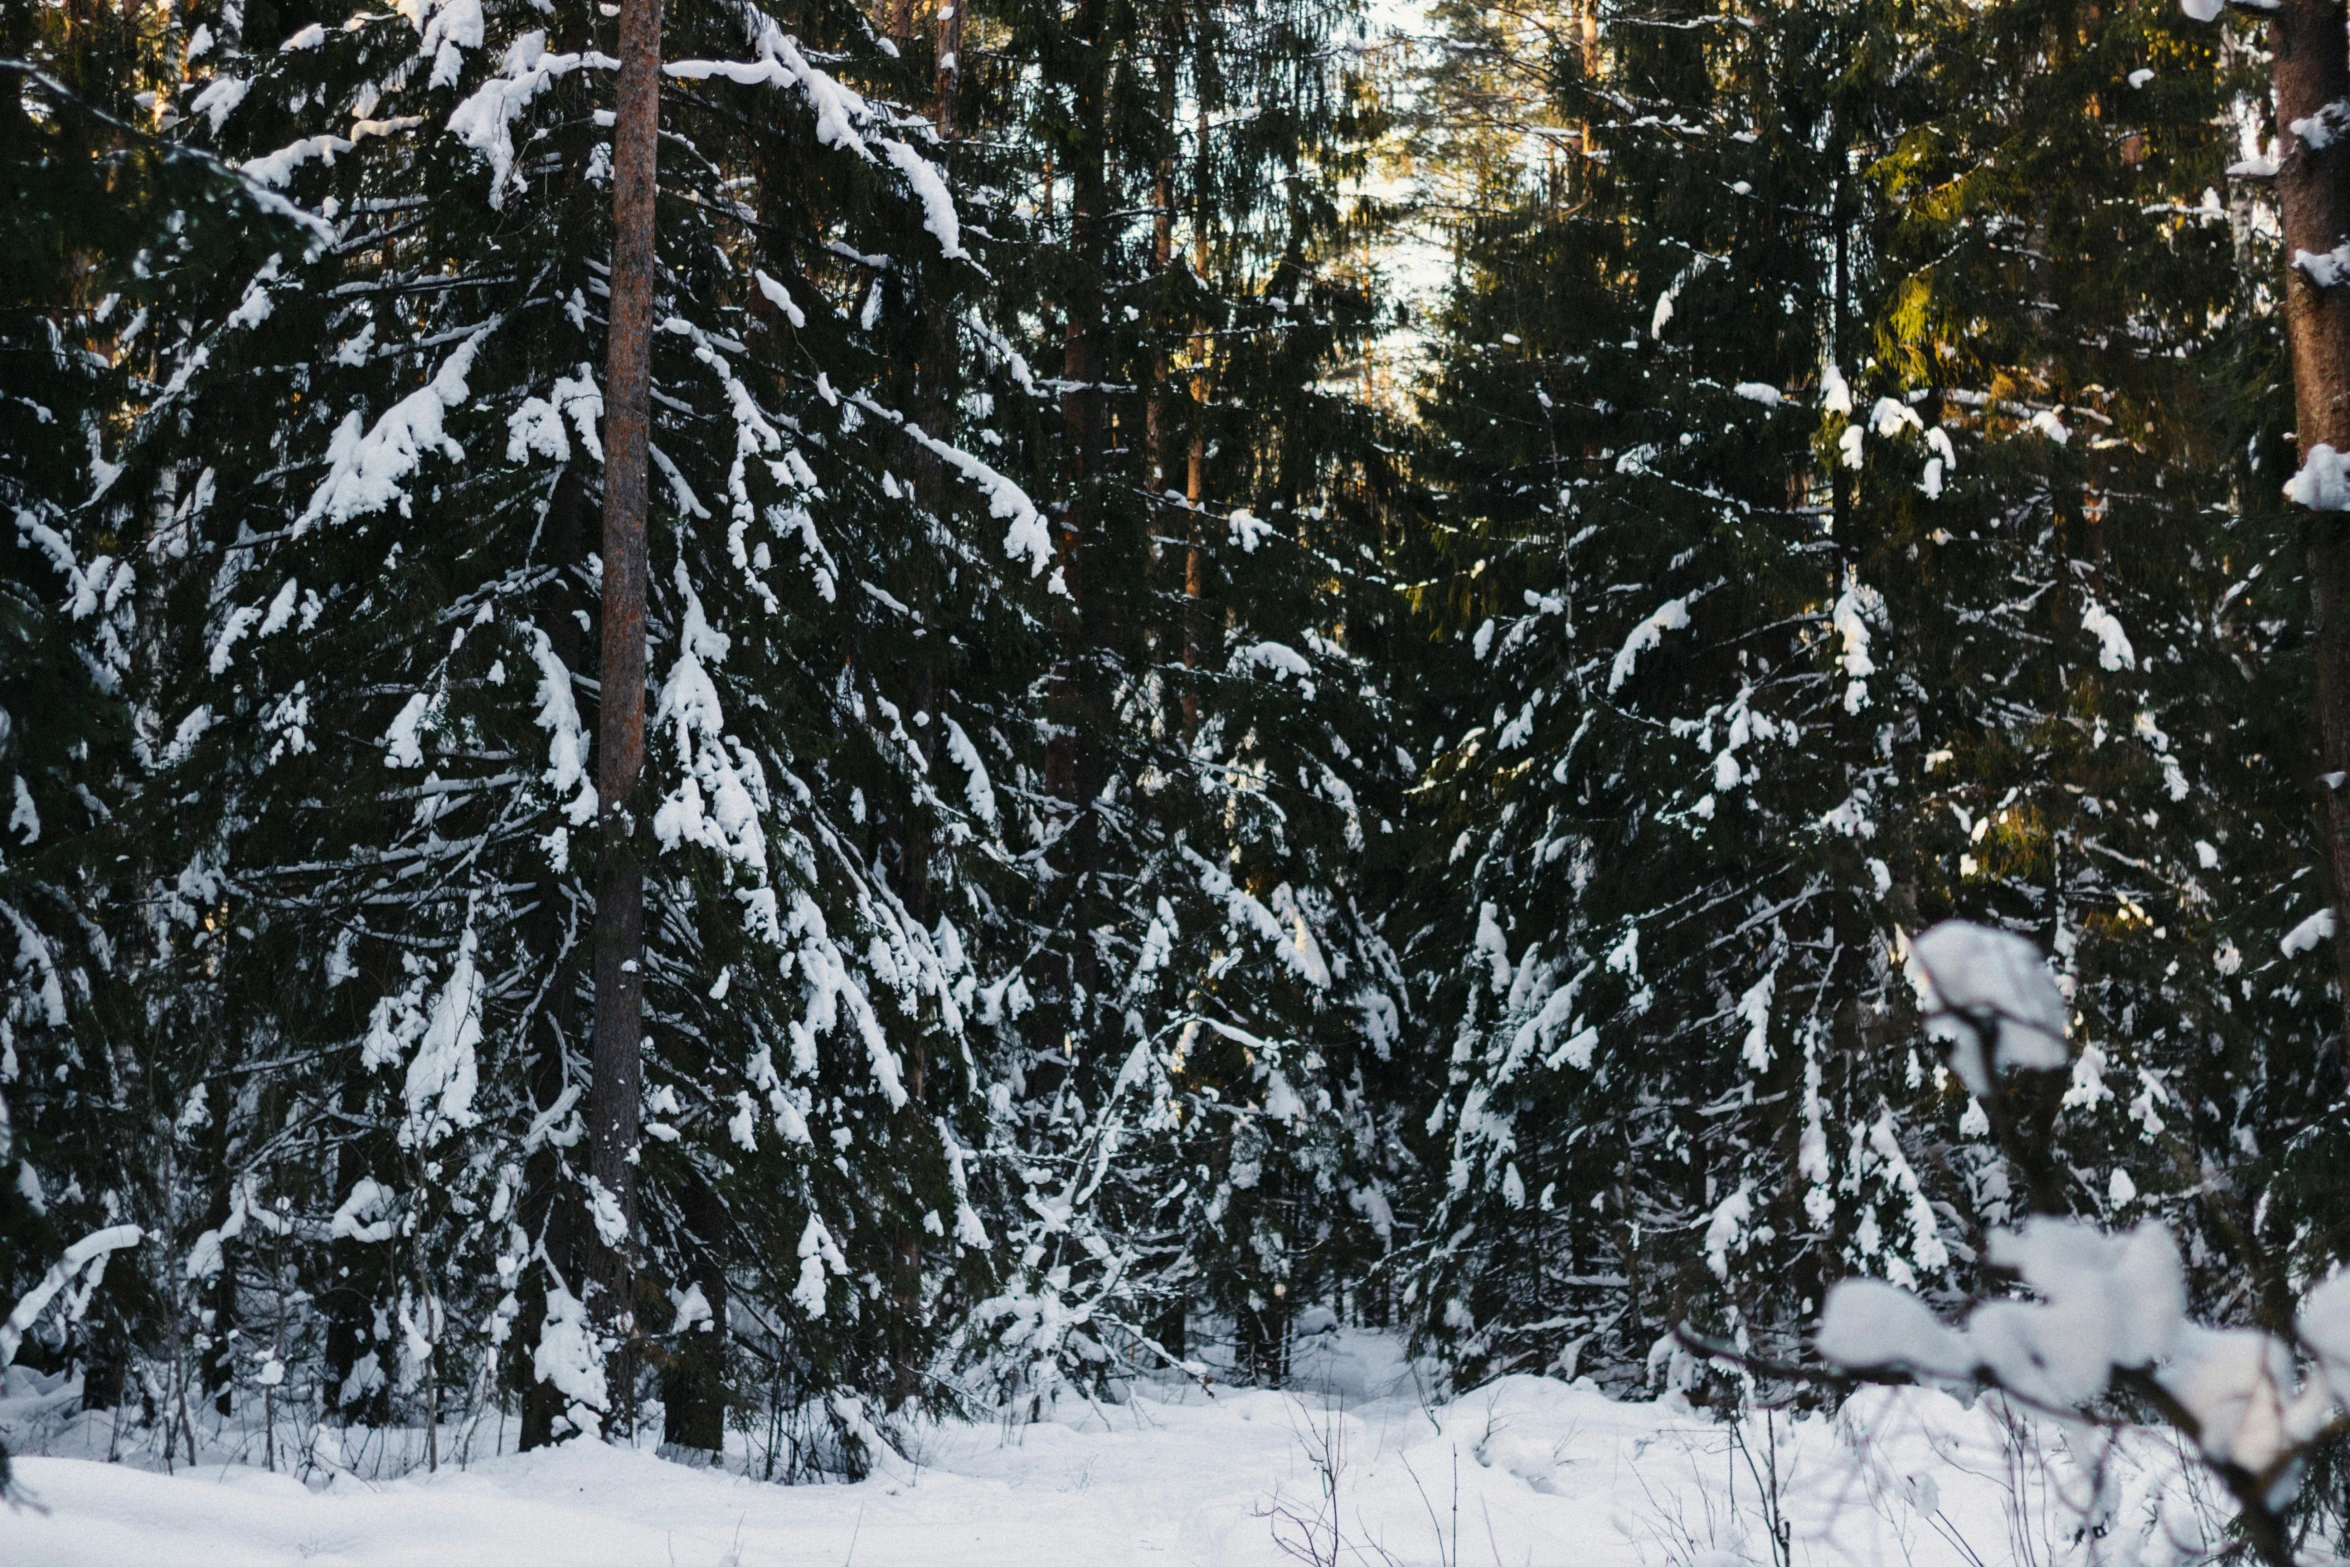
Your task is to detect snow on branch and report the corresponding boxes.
[1182,846,1331,989]
[877,137,966,260]
[671,18,910,177]
[2,1225,144,1370]
[1677,917,2347,1567]
[1607,592,1694,694]
[2282,906,2336,956]
[299,325,496,529]
[446,36,605,207]
[2079,593,2136,670]
[847,390,1056,586]
[1817,1218,2350,1567]
[2286,444,2350,510]
[942,716,999,829]
[1907,920,2069,1096]
[526,626,598,825]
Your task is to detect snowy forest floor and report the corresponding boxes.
[0,1330,2229,1567]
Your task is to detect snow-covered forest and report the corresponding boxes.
[15,0,2350,1556]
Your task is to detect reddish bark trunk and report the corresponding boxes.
[934,0,962,139]
[1046,2,1108,807]
[1181,94,1210,742]
[2271,0,2350,1064]
[591,0,661,1423]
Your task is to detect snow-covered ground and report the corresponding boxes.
[0,1330,2222,1567]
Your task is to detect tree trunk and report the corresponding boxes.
[2270,0,2350,1065]
[659,1173,728,1455]
[1148,152,1173,503]
[1046,11,1108,809]
[591,0,661,1432]
[198,1105,236,1416]
[517,474,591,1454]
[1149,78,1179,725]
[934,0,962,140]
[876,0,969,1413]
[517,11,604,1444]
[1181,92,1211,742]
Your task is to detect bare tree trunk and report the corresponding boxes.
[517,16,604,1443]
[934,0,962,139]
[1148,153,1173,504]
[1145,15,1177,506]
[1149,141,1177,728]
[659,1173,728,1454]
[591,0,661,1434]
[2271,0,2350,1064]
[875,0,969,1413]
[1181,90,1210,743]
[1047,3,1109,808]
[1182,397,1205,741]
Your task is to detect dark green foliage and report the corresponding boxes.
[932,0,1414,1394]
[8,0,1050,1466]
[10,0,2350,1492]
[1399,0,2348,1408]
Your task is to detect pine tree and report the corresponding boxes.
[1397,0,2330,1394]
[95,0,1044,1460]
[944,0,1410,1392]
[0,8,281,1445]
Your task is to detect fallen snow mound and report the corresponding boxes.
[2,1336,2220,1567]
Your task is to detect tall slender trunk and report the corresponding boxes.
[903,0,961,910]
[198,1099,237,1416]
[1047,5,1109,808]
[1577,0,1597,195]
[518,17,603,1445]
[881,0,965,1411]
[1828,169,1852,567]
[934,0,962,138]
[520,474,592,1451]
[2270,0,2350,1066]
[1148,152,1173,505]
[591,0,661,1431]
[1146,19,1177,506]
[1181,90,1210,742]
[659,1173,728,1454]
[1149,141,1177,728]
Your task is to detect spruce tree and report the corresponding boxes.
[0,10,280,1445]
[99,0,1042,1459]
[1398,0,2329,1392]
[947,0,1409,1391]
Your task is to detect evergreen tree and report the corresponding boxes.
[936,0,1410,1392]
[16,0,2350,1486]
[0,9,283,1447]
[1398,0,2334,1393]
[88,0,1043,1460]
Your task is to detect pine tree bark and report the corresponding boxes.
[1149,148,1180,731]
[935,0,962,139]
[1181,89,1211,743]
[592,0,661,1428]
[658,1172,727,1454]
[883,0,964,1411]
[520,470,594,1450]
[2269,0,2350,1064]
[1148,151,1173,509]
[1046,8,1108,809]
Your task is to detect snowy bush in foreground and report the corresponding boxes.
[1821,1221,2350,1560]
[1811,921,2350,1566]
